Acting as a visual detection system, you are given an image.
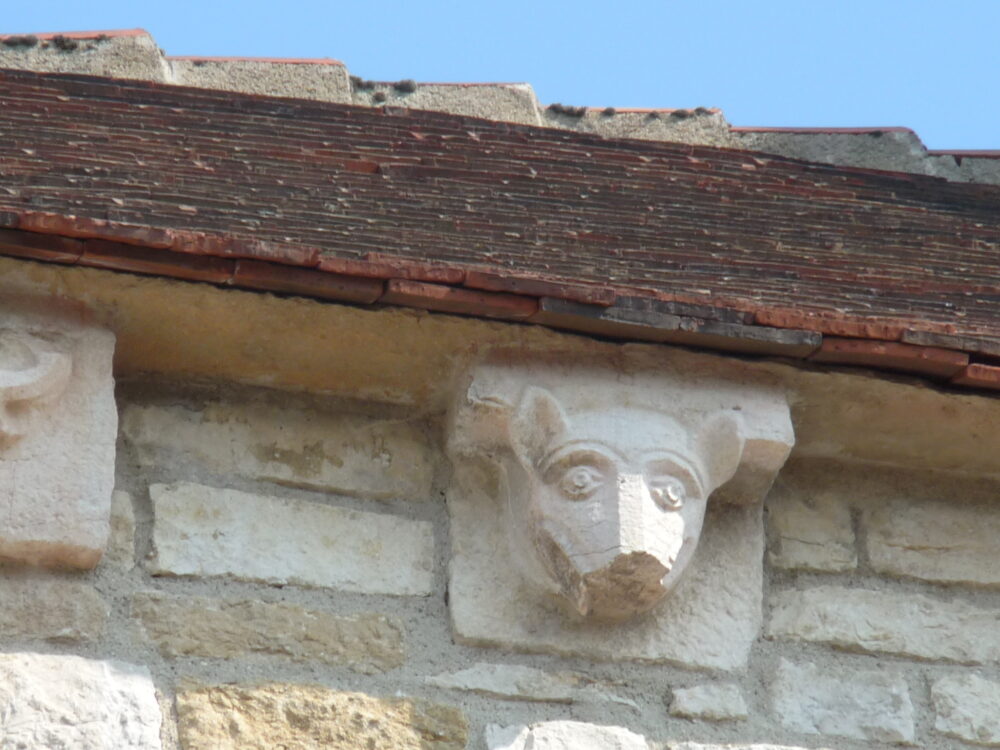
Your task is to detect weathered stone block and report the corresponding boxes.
[123,401,434,501]
[0,30,168,82]
[0,652,161,749]
[354,82,542,126]
[487,720,648,750]
[667,744,835,750]
[176,684,467,750]
[426,662,633,707]
[428,663,575,703]
[0,575,107,642]
[103,489,136,569]
[768,586,1000,664]
[932,673,1000,746]
[149,482,435,595]
[669,683,748,721]
[0,303,116,568]
[172,58,352,103]
[865,496,1000,585]
[132,591,404,673]
[766,480,855,572]
[771,659,914,743]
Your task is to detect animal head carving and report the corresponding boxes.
[507,386,744,621]
[447,355,794,625]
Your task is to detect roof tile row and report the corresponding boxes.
[2,222,998,391]
[3,68,1000,394]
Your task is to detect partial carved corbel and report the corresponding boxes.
[0,300,116,569]
[448,353,794,623]
[0,333,73,447]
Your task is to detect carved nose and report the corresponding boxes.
[615,473,660,555]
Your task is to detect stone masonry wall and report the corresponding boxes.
[4,373,1000,749]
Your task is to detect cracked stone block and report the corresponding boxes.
[426,662,634,707]
[865,496,1000,586]
[766,473,855,572]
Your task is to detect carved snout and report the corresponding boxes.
[547,473,690,622]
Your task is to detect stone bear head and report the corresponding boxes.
[505,386,745,622]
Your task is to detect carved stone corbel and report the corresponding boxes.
[0,333,73,447]
[0,300,116,568]
[447,352,794,627]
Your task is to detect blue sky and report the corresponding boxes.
[3,1,998,149]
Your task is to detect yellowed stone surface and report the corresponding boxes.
[8,256,1000,485]
[132,591,405,673]
[123,401,434,501]
[0,575,107,642]
[176,683,467,750]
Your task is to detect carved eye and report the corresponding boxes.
[558,465,604,500]
[649,477,686,511]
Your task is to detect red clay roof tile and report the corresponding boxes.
[380,279,538,319]
[809,338,969,379]
[2,67,1000,388]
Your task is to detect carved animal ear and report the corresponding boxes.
[511,386,569,467]
[695,411,745,492]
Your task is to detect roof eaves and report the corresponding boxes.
[3,215,997,394]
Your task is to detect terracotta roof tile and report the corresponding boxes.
[380,279,538,320]
[809,338,968,379]
[232,259,383,303]
[2,67,1000,390]
[951,364,1000,391]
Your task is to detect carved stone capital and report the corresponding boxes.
[0,299,116,568]
[448,353,793,624]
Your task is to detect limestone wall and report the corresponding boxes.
[4,368,1000,749]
